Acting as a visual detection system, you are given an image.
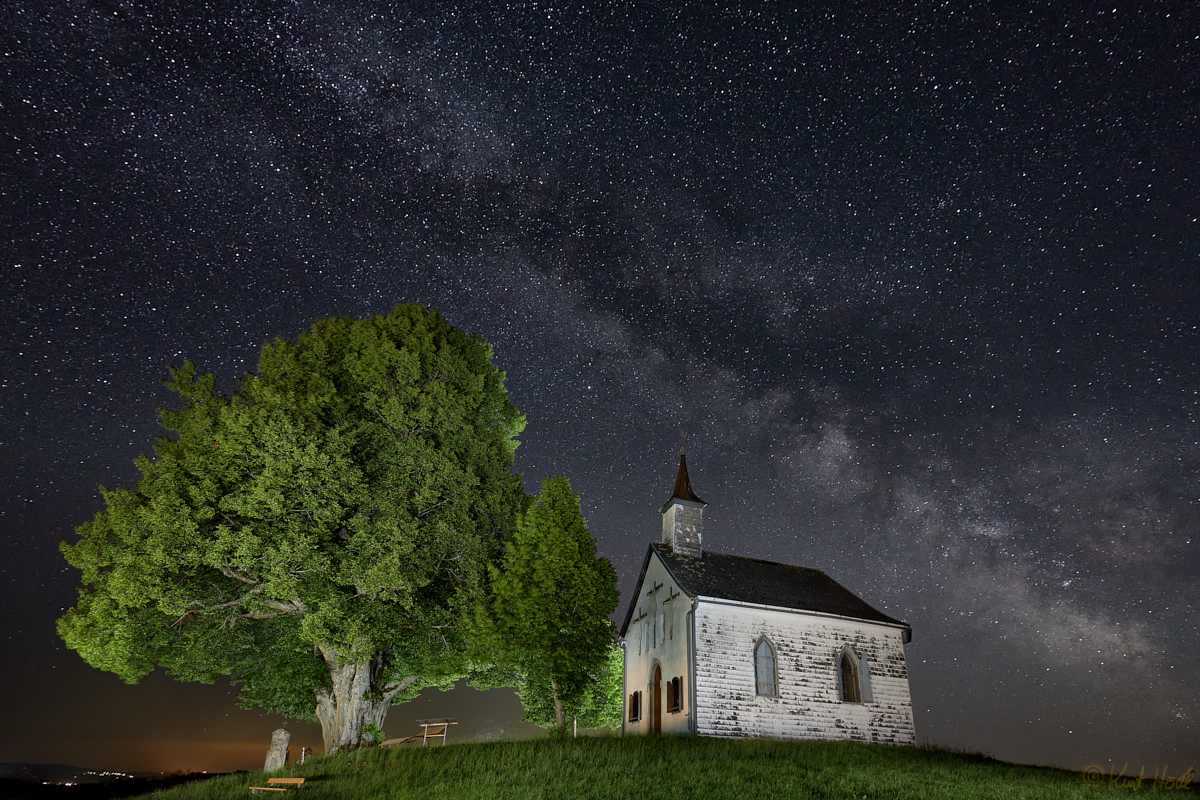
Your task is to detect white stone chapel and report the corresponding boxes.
[619,454,916,744]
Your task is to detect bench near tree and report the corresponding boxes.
[249,777,305,795]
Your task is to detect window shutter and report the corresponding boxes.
[860,657,873,703]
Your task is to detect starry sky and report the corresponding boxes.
[2,0,1198,776]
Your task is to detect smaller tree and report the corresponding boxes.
[572,643,623,729]
[503,643,622,730]
[474,476,619,730]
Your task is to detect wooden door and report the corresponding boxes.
[652,664,662,734]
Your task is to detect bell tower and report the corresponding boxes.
[660,450,706,558]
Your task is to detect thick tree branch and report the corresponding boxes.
[417,497,455,518]
[219,565,259,585]
[176,583,302,620]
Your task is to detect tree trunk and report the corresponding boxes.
[314,645,416,754]
[550,678,566,730]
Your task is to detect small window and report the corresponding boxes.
[755,638,777,696]
[839,651,861,703]
[667,676,682,712]
[628,691,641,722]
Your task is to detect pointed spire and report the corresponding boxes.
[661,448,706,557]
[669,452,705,505]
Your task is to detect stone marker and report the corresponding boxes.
[264,728,291,773]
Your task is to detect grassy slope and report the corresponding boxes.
[146,736,1189,800]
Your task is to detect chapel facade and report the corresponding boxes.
[619,455,916,744]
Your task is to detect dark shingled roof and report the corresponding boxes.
[621,542,907,635]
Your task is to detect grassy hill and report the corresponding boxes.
[145,735,1193,800]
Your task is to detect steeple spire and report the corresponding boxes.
[660,447,706,558]
[669,452,705,505]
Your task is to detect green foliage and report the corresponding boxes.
[574,643,623,728]
[505,643,622,730]
[147,737,1116,800]
[58,304,527,723]
[472,476,619,729]
[361,723,387,746]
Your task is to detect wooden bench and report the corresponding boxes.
[381,718,458,747]
[249,777,305,794]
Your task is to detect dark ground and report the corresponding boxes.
[0,774,234,800]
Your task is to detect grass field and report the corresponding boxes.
[146,735,1194,800]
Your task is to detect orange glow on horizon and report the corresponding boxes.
[0,737,323,774]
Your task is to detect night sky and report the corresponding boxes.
[3,0,1198,776]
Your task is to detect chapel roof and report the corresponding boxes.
[619,542,908,635]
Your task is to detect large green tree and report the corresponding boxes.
[474,476,619,731]
[58,304,527,753]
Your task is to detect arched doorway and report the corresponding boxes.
[652,664,662,734]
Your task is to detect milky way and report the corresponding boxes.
[2,0,1197,772]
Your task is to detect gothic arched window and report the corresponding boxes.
[754,638,777,696]
[839,650,861,703]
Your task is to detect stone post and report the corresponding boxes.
[264,728,291,773]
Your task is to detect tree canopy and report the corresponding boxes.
[58,304,528,752]
[473,476,620,730]
[508,643,623,731]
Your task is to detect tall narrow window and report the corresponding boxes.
[754,638,777,696]
[667,676,682,712]
[839,651,861,703]
[628,691,641,721]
